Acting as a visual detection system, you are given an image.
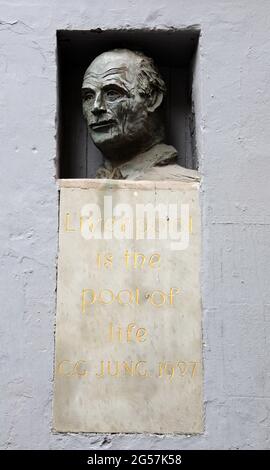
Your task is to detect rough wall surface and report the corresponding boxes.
[0,0,270,450]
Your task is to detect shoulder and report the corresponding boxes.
[135,164,201,182]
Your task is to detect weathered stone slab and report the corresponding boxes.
[53,179,203,433]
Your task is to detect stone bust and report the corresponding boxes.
[82,48,199,181]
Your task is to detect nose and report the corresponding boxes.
[92,92,106,116]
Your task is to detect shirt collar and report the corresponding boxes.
[97,143,178,179]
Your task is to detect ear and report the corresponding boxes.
[146,89,164,113]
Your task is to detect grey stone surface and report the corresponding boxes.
[53,180,203,433]
[0,0,270,449]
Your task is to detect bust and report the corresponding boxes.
[82,49,199,181]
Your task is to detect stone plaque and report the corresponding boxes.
[53,179,203,433]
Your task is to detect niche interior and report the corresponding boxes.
[57,29,200,178]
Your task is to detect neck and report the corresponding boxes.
[103,133,164,168]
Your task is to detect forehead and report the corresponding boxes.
[82,53,138,89]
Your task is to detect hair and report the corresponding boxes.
[111,49,167,98]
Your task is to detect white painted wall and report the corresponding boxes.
[1,0,270,450]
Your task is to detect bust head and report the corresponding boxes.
[82,49,166,163]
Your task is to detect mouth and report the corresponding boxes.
[90,120,116,131]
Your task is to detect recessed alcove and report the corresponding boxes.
[57,29,200,178]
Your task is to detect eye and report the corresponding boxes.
[105,89,123,101]
[83,90,95,101]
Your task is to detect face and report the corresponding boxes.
[82,51,150,158]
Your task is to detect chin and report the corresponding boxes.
[90,129,118,144]
[92,133,129,153]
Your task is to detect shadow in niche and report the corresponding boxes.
[57,29,200,178]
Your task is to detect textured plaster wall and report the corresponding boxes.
[0,0,270,450]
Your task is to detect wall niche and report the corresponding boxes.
[57,29,200,178]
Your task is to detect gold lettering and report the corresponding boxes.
[169,287,180,305]
[136,328,147,342]
[81,288,96,313]
[79,216,97,233]
[99,289,114,304]
[117,290,133,305]
[64,213,76,232]
[96,360,105,378]
[135,361,148,377]
[149,253,161,268]
[191,362,198,377]
[159,362,175,380]
[177,361,187,376]
[167,363,175,380]
[158,361,200,379]
[104,253,113,269]
[74,360,88,376]
[104,217,114,232]
[134,252,146,269]
[126,323,136,342]
[108,360,120,377]
[158,361,175,379]
[158,362,164,377]
[124,249,130,268]
[189,216,193,234]
[135,287,140,304]
[108,322,123,343]
[124,251,161,269]
[96,253,113,268]
[81,287,180,309]
[57,360,73,376]
[108,322,113,341]
[108,322,147,343]
[149,290,166,307]
[123,361,134,376]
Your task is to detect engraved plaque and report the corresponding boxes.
[53,179,203,433]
